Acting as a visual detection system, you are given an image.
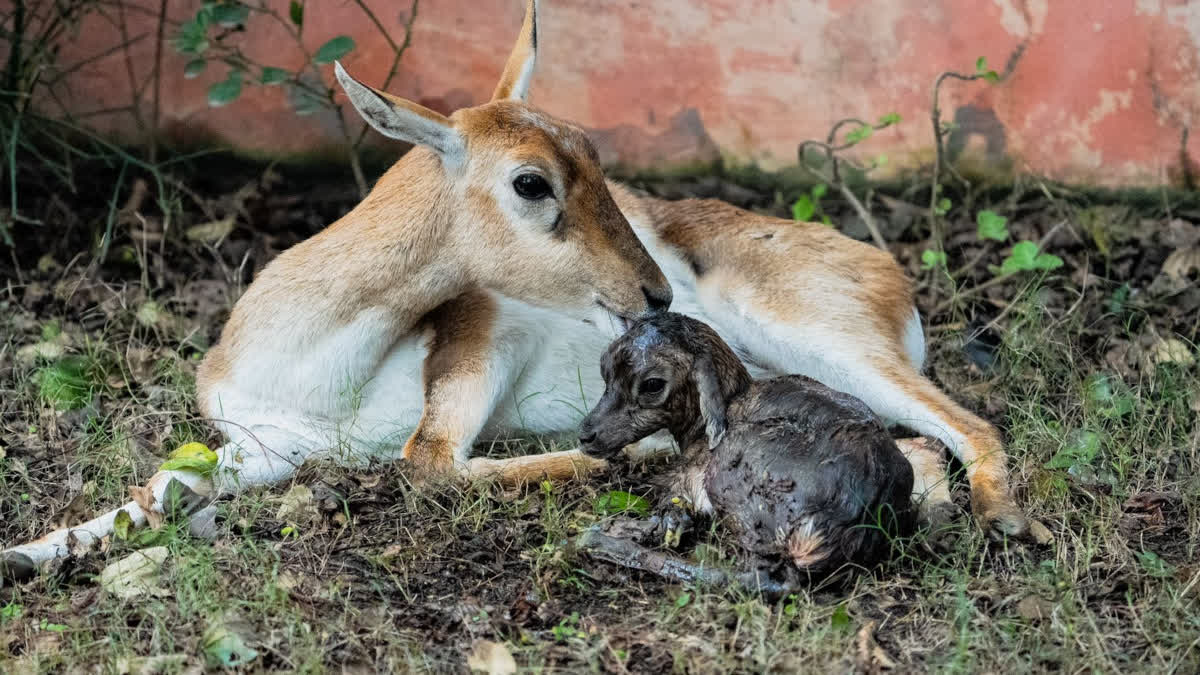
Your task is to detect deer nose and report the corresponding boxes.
[642,285,672,313]
[578,429,597,446]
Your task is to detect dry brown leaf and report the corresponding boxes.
[855,620,896,673]
[1162,246,1200,283]
[1016,594,1056,621]
[467,640,517,675]
[275,484,319,526]
[185,216,236,243]
[1149,337,1196,367]
[130,485,164,530]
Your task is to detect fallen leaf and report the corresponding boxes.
[116,653,190,675]
[100,546,170,599]
[1119,491,1181,537]
[113,509,134,541]
[16,341,65,364]
[159,442,219,477]
[185,216,235,243]
[1149,337,1196,367]
[1162,246,1200,284]
[1027,519,1055,546]
[1015,594,1055,621]
[202,616,259,668]
[275,484,319,526]
[467,639,517,675]
[855,620,897,673]
[129,485,164,530]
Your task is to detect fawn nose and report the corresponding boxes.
[642,285,672,313]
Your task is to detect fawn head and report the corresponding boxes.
[334,0,670,324]
[579,313,751,458]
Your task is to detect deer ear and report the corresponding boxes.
[335,62,464,161]
[491,0,538,101]
[692,355,727,449]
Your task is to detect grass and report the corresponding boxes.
[1,158,1198,673]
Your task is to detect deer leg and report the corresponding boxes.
[895,437,957,530]
[854,363,1028,539]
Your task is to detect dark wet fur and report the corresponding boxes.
[581,312,915,578]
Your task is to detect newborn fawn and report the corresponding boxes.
[580,313,945,577]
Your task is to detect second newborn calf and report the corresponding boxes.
[579,313,918,576]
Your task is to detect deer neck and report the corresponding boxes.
[283,148,471,333]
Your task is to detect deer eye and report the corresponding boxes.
[513,173,552,200]
[639,377,666,396]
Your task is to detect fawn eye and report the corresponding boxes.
[639,377,666,396]
[513,173,552,200]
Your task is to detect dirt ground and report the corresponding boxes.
[1,155,1198,673]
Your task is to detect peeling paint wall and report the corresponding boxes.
[21,0,1200,185]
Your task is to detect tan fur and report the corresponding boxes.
[639,195,914,349]
[196,1,670,488]
[401,290,500,471]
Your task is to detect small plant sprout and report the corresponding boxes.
[976,210,1009,241]
[796,112,903,248]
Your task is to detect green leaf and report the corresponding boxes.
[675,592,691,608]
[208,71,243,107]
[184,58,207,79]
[260,66,289,85]
[173,20,209,55]
[983,70,1000,83]
[877,112,901,127]
[810,183,827,200]
[935,197,952,216]
[820,214,833,227]
[289,1,304,27]
[1033,251,1063,271]
[1000,240,1040,275]
[921,249,947,270]
[975,56,988,74]
[160,442,219,477]
[36,355,92,410]
[113,509,134,541]
[792,195,815,222]
[873,153,889,167]
[1,603,22,623]
[1045,429,1101,470]
[1136,550,1174,579]
[830,604,852,632]
[41,320,61,340]
[844,124,873,145]
[39,619,68,632]
[975,209,1009,241]
[593,490,650,517]
[313,36,355,64]
[211,2,249,27]
[203,622,259,668]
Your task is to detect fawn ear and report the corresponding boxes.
[692,355,728,449]
[335,62,464,161]
[491,0,538,101]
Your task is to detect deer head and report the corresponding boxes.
[334,0,671,326]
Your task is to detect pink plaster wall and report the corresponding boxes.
[19,0,1200,186]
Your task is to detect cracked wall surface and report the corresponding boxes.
[26,0,1200,185]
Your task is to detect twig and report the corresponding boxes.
[351,0,420,150]
[149,0,167,163]
[796,116,898,250]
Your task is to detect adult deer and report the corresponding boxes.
[1,0,1030,575]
